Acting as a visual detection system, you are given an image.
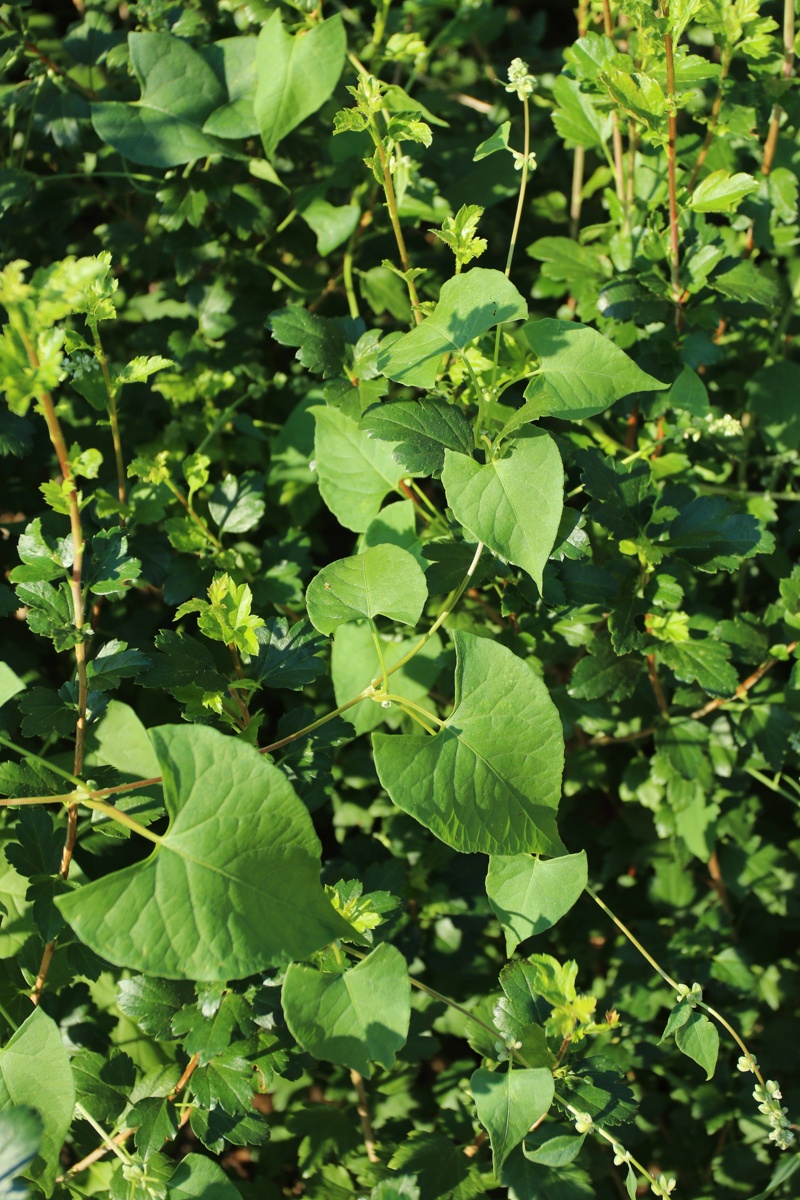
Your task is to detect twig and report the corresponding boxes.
[646,654,670,716]
[350,1069,379,1162]
[691,641,797,719]
[602,0,627,207]
[661,2,682,325]
[761,0,795,178]
[588,726,657,747]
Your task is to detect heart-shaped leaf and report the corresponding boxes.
[58,724,350,980]
[255,13,346,158]
[306,545,428,634]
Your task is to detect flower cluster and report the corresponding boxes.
[505,58,537,100]
[754,1080,795,1150]
[63,351,95,381]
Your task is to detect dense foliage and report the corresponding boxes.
[0,0,799,1197]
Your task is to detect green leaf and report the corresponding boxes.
[299,196,361,257]
[86,528,141,596]
[252,617,327,690]
[710,259,778,310]
[688,169,760,213]
[659,998,693,1043]
[306,545,428,634]
[9,518,71,584]
[117,975,194,1040]
[577,450,654,540]
[551,74,611,148]
[378,269,528,388]
[128,1095,179,1159]
[72,1050,136,1124]
[91,33,228,167]
[360,399,473,477]
[523,1130,586,1167]
[0,663,24,710]
[486,851,588,956]
[0,1106,42,1200]
[657,638,738,696]
[269,308,347,378]
[521,320,667,421]
[282,943,411,1078]
[255,12,346,159]
[58,724,351,979]
[746,361,800,453]
[190,1045,256,1113]
[473,121,511,160]
[86,640,151,691]
[568,635,641,702]
[442,432,563,590]
[312,406,403,532]
[208,471,265,534]
[169,1153,243,1200]
[0,1008,75,1198]
[674,1011,719,1079]
[141,631,228,695]
[202,36,259,139]
[471,1066,554,1174]
[663,495,768,571]
[373,631,565,856]
[388,1132,483,1200]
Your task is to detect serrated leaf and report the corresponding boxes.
[307,545,428,634]
[58,724,351,979]
[117,976,194,1040]
[388,1132,482,1200]
[360,399,473,477]
[657,638,738,696]
[486,852,588,956]
[269,308,347,378]
[251,617,327,690]
[442,432,563,590]
[688,169,759,213]
[472,1066,554,1175]
[282,943,410,1078]
[674,1011,719,1079]
[128,1095,179,1159]
[662,495,768,571]
[141,630,229,694]
[373,631,565,856]
[521,320,666,421]
[72,1050,136,1124]
[190,1044,256,1113]
[378,269,528,388]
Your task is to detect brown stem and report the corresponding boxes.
[589,726,657,746]
[761,0,796,178]
[170,1053,200,1097]
[687,50,731,191]
[350,1069,379,1163]
[707,847,734,921]
[464,1129,487,1158]
[691,641,798,719]
[646,653,670,716]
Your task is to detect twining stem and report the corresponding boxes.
[351,1069,379,1162]
[342,249,359,319]
[661,2,682,323]
[370,621,389,693]
[586,885,765,1083]
[561,1103,672,1198]
[761,0,796,178]
[88,324,126,519]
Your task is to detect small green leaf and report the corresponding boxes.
[282,943,411,1078]
[208,471,265,535]
[523,1130,586,1167]
[486,852,588,955]
[471,1066,554,1175]
[307,545,428,634]
[674,1011,719,1079]
[442,432,563,590]
[360,398,473,477]
[688,169,760,213]
[659,998,693,1043]
[378,269,528,388]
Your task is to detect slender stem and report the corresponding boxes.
[0,732,84,787]
[692,641,797,719]
[79,797,163,844]
[602,0,627,207]
[89,324,126,519]
[661,2,682,323]
[586,884,681,990]
[381,693,445,729]
[570,146,586,240]
[260,687,374,755]
[744,765,800,809]
[368,117,422,323]
[698,1002,765,1087]
[166,481,223,550]
[561,1104,670,1198]
[195,395,246,456]
[351,1070,379,1162]
[370,621,389,693]
[687,49,731,191]
[490,94,532,394]
[73,1104,133,1166]
[761,0,795,177]
[343,249,359,319]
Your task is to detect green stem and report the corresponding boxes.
[586,884,681,990]
[89,323,127,520]
[491,93,532,395]
[370,621,389,693]
[260,687,374,756]
[79,798,163,845]
[195,395,247,456]
[0,732,84,788]
[745,766,800,809]
[343,250,359,319]
[166,481,223,551]
[367,115,422,324]
[74,1104,133,1166]
[381,693,445,728]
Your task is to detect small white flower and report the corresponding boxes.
[511,150,537,172]
[505,58,537,100]
[573,1111,593,1134]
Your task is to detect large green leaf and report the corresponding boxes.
[312,406,403,532]
[306,545,428,634]
[486,852,588,955]
[282,943,410,1078]
[91,33,229,167]
[441,432,563,589]
[202,37,259,139]
[0,1008,74,1198]
[471,1066,554,1175]
[373,631,565,856]
[521,319,667,421]
[360,399,473,477]
[58,725,350,979]
[378,269,528,388]
[255,12,346,158]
